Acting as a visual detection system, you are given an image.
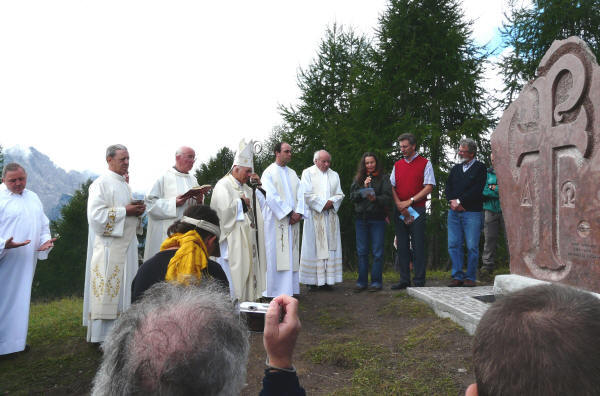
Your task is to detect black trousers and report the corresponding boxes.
[394,206,427,286]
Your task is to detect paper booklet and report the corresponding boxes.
[398,206,420,223]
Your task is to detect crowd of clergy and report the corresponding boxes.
[0,139,348,353]
[82,140,345,344]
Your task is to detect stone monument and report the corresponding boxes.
[492,36,600,293]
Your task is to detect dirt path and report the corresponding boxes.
[242,280,475,395]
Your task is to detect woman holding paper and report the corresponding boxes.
[349,152,393,292]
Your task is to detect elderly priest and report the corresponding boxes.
[210,139,267,301]
[0,163,55,355]
[143,146,208,261]
[299,150,344,289]
[83,145,146,343]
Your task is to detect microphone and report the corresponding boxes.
[367,172,372,188]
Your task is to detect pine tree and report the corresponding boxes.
[279,24,375,265]
[374,0,494,268]
[32,179,92,299]
[499,0,600,104]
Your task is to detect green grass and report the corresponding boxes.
[377,292,432,318]
[306,328,463,396]
[0,297,101,395]
[305,339,384,369]
[305,294,469,396]
[317,310,353,330]
[343,269,452,283]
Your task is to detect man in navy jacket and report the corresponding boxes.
[445,138,487,287]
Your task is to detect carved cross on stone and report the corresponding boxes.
[492,36,600,293]
[514,53,591,271]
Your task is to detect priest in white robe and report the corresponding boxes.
[261,142,305,298]
[210,139,267,301]
[83,145,145,343]
[143,146,207,261]
[300,150,344,289]
[0,163,55,355]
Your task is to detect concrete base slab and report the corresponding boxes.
[494,274,600,299]
[407,286,494,335]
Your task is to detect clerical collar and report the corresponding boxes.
[1,185,24,196]
[108,170,126,181]
[173,166,188,174]
[276,163,287,168]
[229,174,243,186]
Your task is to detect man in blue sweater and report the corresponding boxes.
[445,138,487,287]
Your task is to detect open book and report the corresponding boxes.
[180,184,212,199]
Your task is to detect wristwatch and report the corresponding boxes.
[410,197,415,204]
[456,198,461,204]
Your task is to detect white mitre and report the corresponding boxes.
[233,139,254,170]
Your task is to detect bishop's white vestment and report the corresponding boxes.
[261,163,305,297]
[0,185,52,355]
[143,168,198,261]
[299,165,344,286]
[83,171,139,343]
[210,174,266,301]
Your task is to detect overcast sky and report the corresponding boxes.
[0,0,509,192]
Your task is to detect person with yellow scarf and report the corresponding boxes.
[131,205,228,302]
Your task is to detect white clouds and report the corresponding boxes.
[462,0,508,47]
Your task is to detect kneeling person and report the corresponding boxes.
[131,205,228,302]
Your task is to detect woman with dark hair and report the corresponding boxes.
[349,152,393,292]
[131,205,228,302]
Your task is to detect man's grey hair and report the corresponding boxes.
[92,281,249,396]
[313,150,330,163]
[473,284,600,396]
[2,162,26,179]
[106,144,128,159]
[459,138,477,155]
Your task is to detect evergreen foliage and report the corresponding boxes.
[499,0,600,104]
[279,24,376,266]
[195,146,235,190]
[32,180,92,300]
[372,0,494,268]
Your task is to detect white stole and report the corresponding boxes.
[309,167,337,259]
[273,167,300,271]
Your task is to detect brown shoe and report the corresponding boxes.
[448,279,463,287]
[463,279,477,287]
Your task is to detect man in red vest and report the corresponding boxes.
[390,133,435,289]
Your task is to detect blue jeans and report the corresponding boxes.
[355,219,386,288]
[447,210,483,281]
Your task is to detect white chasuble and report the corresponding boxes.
[261,163,305,297]
[210,174,266,302]
[0,186,52,355]
[143,168,199,261]
[299,165,344,286]
[83,171,139,343]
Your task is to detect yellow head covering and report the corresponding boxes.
[160,230,208,285]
